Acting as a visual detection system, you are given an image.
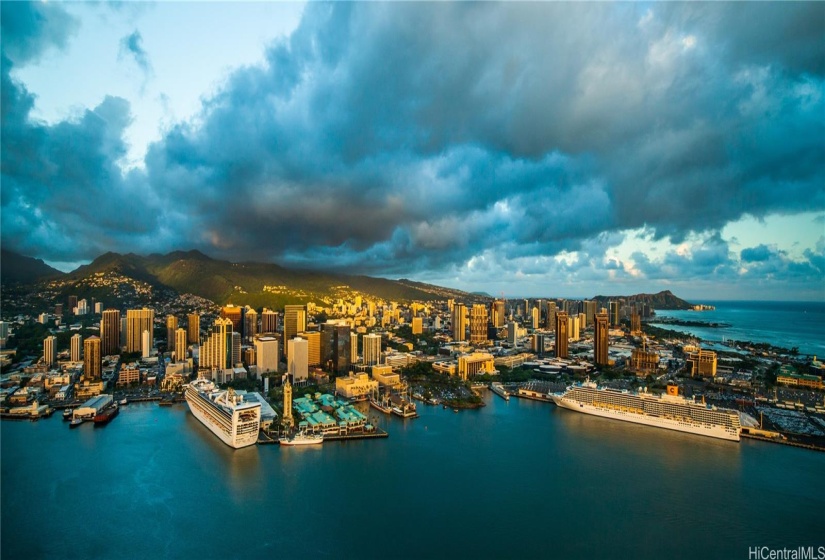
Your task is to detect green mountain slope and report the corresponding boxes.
[591,290,693,310]
[1,249,65,284]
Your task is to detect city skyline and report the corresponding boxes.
[1,2,823,301]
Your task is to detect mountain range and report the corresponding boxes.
[1,249,693,310]
[1,249,481,305]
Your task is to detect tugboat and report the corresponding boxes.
[69,417,83,428]
[62,409,72,421]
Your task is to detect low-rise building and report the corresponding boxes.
[335,372,378,399]
[457,352,496,380]
[371,364,401,387]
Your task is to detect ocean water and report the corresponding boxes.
[651,300,825,357]
[2,395,823,559]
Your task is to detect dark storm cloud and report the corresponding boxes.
[119,30,151,75]
[1,3,161,261]
[0,1,79,66]
[2,2,824,281]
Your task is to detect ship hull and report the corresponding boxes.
[279,436,323,446]
[185,389,259,449]
[552,395,740,442]
[552,395,739,441]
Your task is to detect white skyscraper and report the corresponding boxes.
[254,336,279,374]
[287,337,308,384]
[142,329,151,358]
[43,336,56,367]
[70,333,82,362]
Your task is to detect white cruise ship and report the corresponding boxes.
[552,381,741,441]
[185,378,261,449]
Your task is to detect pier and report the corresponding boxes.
[741,432,825,453]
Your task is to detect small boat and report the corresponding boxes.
[62,409,72,421]
[279,432,324,446]
[119,398,128,406]
[453,409,459,413]
[69,418,83,428]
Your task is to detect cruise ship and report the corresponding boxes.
[552,381,741,441]
[184,378,261,449]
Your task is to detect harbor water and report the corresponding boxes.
[2,393,824,559]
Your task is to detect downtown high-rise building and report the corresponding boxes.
[469,304,488,344]
[84,335,101,380]
[283,305,307,356]
[187,313,200,344]
[127,308,155,354]
[261,308,278,334]
[594,309,609,366]
[363,333,382,366]
[220,306,243,338]
[555,312,569,359]
[546,301,557,331]
[609,301,620,328]
[491,300,506,328]
[101,309,121,356]
[452,302,467,342]
[175,328,188,362]
[70,333,82,362]
[43,336,56,367]
[287,337,309,383]
[321,324,352,374]
[166,315,178,352]
[254,336,279,374]
[244,307,258,342]
[200,318,233,370]
[297,331,321,366]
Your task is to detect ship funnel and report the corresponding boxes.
[666,384,679,396]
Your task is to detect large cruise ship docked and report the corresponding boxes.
[184,378,261,449]
[552,381,741,441]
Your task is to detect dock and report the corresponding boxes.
[741,432,825,452]
[323,429,389,442]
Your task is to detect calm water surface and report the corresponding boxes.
[2,394,824,559]
[652,300,825,356]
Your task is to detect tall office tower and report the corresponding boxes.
[68,295,78,314]
[533,333,546,357]
[350,333,359,364]
[320,324,352,374]
[367,301,376,317]
[0,321,8,349]
[631,310,641,335]
[584,300,597,327]
[254,336,279,374]
[54,304,63,317]
[94,302,102,314]
[555,312,569,358]
[507,322,518,345]
[297,331,321,366]
[287,337,309,384]
[283,305,307,356]
[200,318,233,370]
[244,307,258,342]
[83,336,101,380]
[261,308,278,334]
[166,315,178,352]
[531,307,539,329]
[569,316,580,341]
[43,336,57,367]
[594,309,609,366]
[220,305,244,338]
[70,333,82,362]
[187,313,200,344]
[546,301,557,331]
[175,328,188,362]
[141,330,151,358]
[231,332,241,366]
[469,304,488,344]
[411,317,423,335]
[282,378,294,429]
[491,300,506,328]
[609,301,620,328]
[523,299,530,318]
[127,308,155,353]
[363,333,382,366]
[121,317,127,347]
[452,302,467,342]
[447,299,455,312]
[77,299,89,315]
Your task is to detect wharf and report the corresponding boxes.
[741,432,825,453]
[490,383,510,401]
[257,431,277,445]
[511,392,554,403]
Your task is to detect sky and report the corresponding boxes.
[1,1,823,301]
